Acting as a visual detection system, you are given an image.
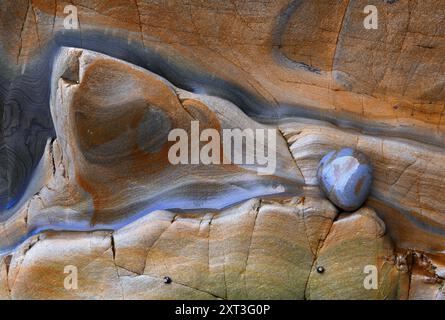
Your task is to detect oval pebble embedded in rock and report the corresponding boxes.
[317,148,373,211]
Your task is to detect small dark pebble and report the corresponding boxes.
[316,266,325,274]
[163,276,172,284]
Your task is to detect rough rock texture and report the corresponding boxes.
[3,0,445,209]
[0,47,302,252]
[0,197,410,300]
[1,0,445,300]
[280,120,445,255]
[281,121,445,299]
[306,207,408,300]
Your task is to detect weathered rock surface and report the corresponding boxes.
[281,120,445,299]
[0,197,411,300]
[1,0,445,300]
[281,120,445,255]
[3,0,445,210]
[0,47,302,252]
[306,207,408,300]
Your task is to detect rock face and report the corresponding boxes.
[306,207,407,300]
[317,148,373,211]
[0,198,410,300]
[0,0,445,300]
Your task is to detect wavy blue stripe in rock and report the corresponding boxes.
[368,192,445,240]
[0,29,306,253]
[0,182,299,255]
[0,29,319,214]
[0,27,444,229]
[0,30,276,216]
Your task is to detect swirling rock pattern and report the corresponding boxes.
[0,47,303,252]
[0,0,445,300]
[0,198,409,300]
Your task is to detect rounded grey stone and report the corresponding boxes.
[317,148,373,211]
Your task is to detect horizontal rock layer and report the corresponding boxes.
[0,197,412,300]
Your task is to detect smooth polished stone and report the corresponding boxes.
[317,148,373,211]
